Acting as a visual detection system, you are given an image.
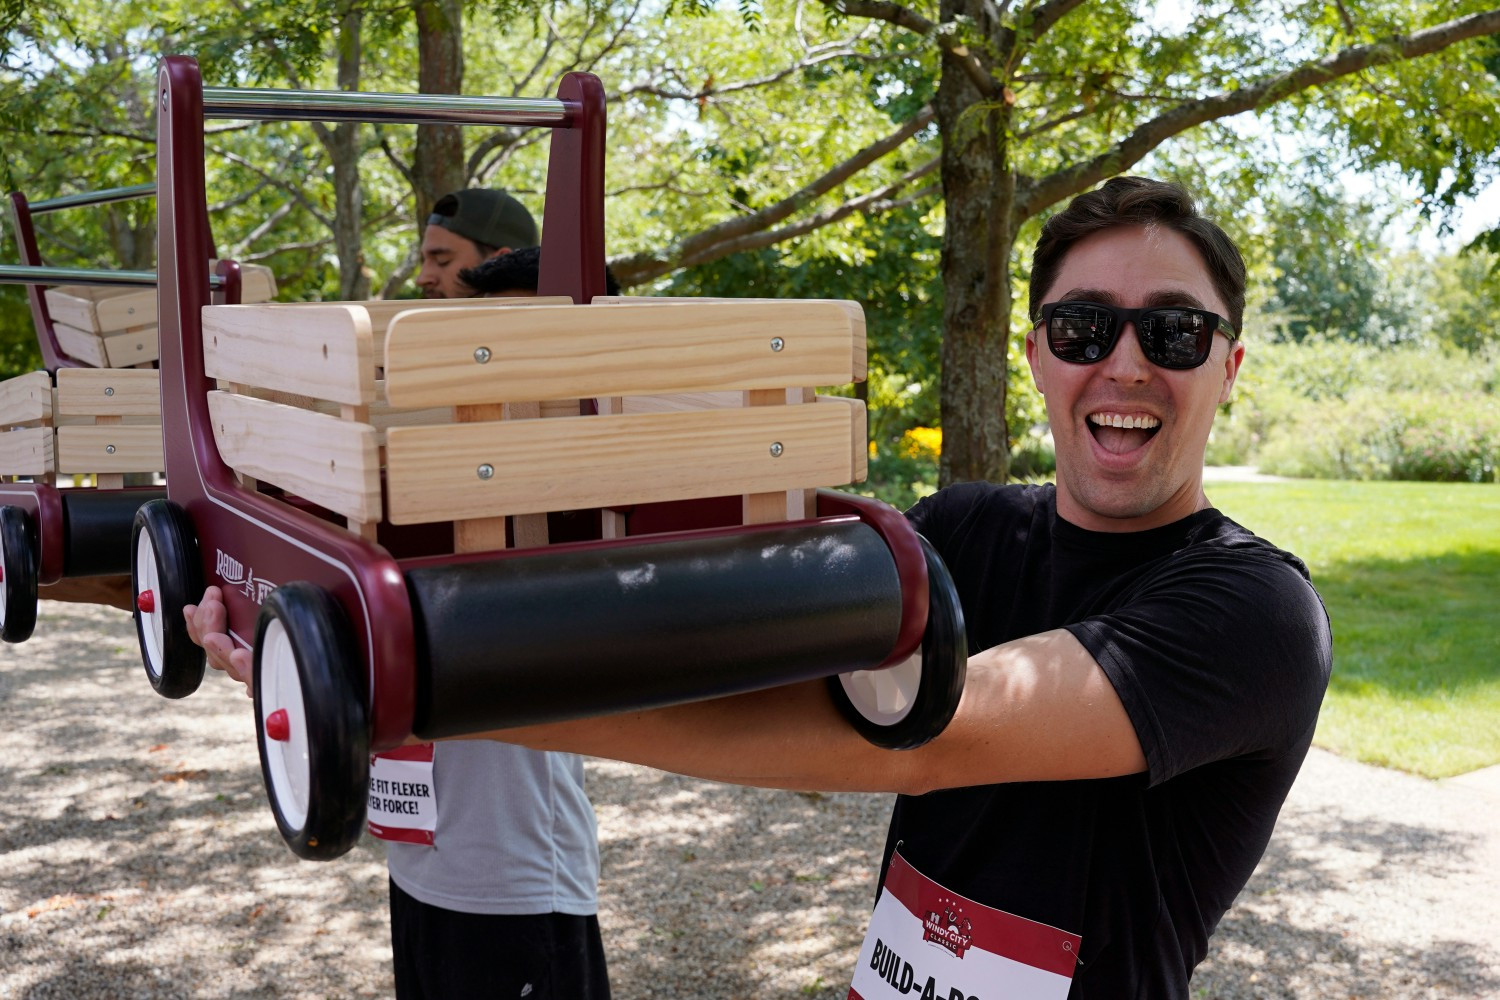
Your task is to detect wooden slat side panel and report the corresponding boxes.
[43,264,276,335]
[52,322,111,367]
[56,369,160,418]
[0,372,56,426]
[55,425,162,473]
[207,391,381,523]
[0,428,54,475]
[592,295,868,382]
[43,286,140,332]
[203,304,375,405]
[384,301,856,408]
[384,404,857,524]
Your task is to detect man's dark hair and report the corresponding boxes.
[1029,176,1247,335]
[459,246,623,297]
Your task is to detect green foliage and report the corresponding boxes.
[0,284,42,378]
[1254,186,1421,344]
[1210,480,1500,777]
[1211,340,1500,481]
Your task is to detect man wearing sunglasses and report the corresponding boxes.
[189,176,1331,998]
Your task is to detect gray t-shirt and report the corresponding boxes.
[385,740,599,916]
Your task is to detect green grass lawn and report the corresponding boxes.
[1206,479,1500,779]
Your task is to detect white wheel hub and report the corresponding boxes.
[259,618,312,831]
[839,651,922,725]
[135,529,165,679]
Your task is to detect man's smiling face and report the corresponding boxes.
[1026,223,1245,532]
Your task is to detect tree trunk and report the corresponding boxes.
[413,0,466,225]
[934,7,1014,486]
[330,9,369,301]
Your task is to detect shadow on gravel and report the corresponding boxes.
[2,604,393,1000]
[1194,807,1499,998]
[586,762,891,999]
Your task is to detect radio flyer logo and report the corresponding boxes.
[215,548,277,605]
[922,896,974,959]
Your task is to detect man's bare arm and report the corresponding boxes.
[480,628,1146,796]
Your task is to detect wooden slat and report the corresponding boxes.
[384,301,858,408]
[207,391,381,523]
[0,372,55,426]
[384,402,858,524]
[239,384,456,437]
[204,303,376,405]
[52,322,111,367]
[232,296,572,365]
[619,387,822,415]
[592,295,868,382]
[55,425,162,473]
[0,427,54,475]
[816,394,869,483]
[743,387,790,525]
[103,326,159,366]
[238,263,278,302]
[90,288,157,333]
[56,369,160,418]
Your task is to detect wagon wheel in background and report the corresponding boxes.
[0,505,38,643]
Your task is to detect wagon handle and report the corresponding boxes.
[201,87,570,127]
[0,264,223,289]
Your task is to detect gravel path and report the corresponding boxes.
[2,602,1496,999]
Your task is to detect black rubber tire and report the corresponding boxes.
[131,499,205,698]
[828,535,966,750]
[253,582,369,862]
[0,505,38,643]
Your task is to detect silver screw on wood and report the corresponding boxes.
[477,464,495,480]
[474,347,492,364]
[769,442,784,457]
[770,337,784,352]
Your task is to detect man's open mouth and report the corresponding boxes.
[1088,411,1161,455]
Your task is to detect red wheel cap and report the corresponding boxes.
[136,590,156,613]
[265,708,291,742]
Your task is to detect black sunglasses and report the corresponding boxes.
[1036,300,1238,370]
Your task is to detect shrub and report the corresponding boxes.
[1256,387,1499,482]
[1220,341,1499,481]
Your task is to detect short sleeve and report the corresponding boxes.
[1066,546,1332,785]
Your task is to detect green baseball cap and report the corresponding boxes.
[427,189,538,250]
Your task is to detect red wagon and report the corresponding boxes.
[143,55,966,861]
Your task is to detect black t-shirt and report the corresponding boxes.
[886,483,1331,999]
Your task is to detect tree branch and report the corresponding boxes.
[1014,8,1500,222]
[608,103,935,283]
[819,0,935,36]
[611,156,939,286]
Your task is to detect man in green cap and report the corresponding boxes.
[416,187,539,298]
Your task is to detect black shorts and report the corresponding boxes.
[389,878,611,1000]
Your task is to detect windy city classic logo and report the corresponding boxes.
[922,896,974,959]
[215,548,276,604]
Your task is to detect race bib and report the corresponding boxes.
[367,743,437,846]
[848,849,1080,1000]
